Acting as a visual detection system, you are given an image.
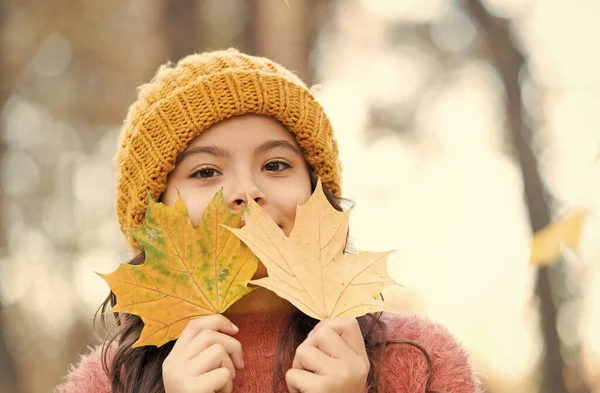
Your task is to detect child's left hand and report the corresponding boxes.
[286,317,370,393]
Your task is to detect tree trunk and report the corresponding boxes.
[0,0,19,390]
[251,0,313,84]
[0,0,19,391]
[464,1,588,392]
[163,0,200,62]
[0,304,17,393]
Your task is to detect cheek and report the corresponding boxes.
[162,184,209,226]
[181,195,208,226]
[278,183,312,235]
[185,206,205,226]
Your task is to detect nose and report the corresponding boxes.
[226,177,266,213]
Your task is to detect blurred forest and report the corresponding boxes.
[0,0,599,392]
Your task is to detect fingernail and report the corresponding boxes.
[231,323,239,332]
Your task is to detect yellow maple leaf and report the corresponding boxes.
[529,209,587,266]
[227,180,401,320]
[99,190,258,347]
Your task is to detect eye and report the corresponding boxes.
[191,167,222,179]
[264,160,290,172]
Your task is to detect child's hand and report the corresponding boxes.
[286,317,369,393]
[163,315,243,393]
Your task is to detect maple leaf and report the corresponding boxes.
[529,209,587,266]
[227,180,401,320]
[99,190,258,347]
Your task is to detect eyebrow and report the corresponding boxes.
[254,139,303,156]
[177,139,303,164]
[177,145,230,164]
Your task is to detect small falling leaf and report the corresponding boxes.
[99,190,258,347]
[529,209,587,266]
[227,180,402,320]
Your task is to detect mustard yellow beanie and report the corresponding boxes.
[114,48,341,251]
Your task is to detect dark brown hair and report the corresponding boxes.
[96,173,440,393]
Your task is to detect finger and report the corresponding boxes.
[306,324,357,360]
[190,343,236,380]
[180,329,244,369]
[199,367,234,393]
[311,317,367,358]
[286,368,322,393]
[172,315,239,356]
[292,342,337,374]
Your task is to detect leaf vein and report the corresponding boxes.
[328,253,388,315]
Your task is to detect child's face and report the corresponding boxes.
[161,114,312,238]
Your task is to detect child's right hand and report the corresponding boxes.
[162,315,243,393]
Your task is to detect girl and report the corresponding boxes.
[57,49,480,393]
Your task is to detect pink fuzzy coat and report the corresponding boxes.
[56,312,480,393]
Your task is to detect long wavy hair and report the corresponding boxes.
[96,171,439,393]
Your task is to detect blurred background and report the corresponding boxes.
[0,0,599,392]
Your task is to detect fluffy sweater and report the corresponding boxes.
[56,312,480,393]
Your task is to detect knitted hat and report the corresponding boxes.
[114,48,341,251]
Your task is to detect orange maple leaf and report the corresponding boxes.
[99,190,258,347]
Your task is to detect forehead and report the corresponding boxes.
[186,114,298,150]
